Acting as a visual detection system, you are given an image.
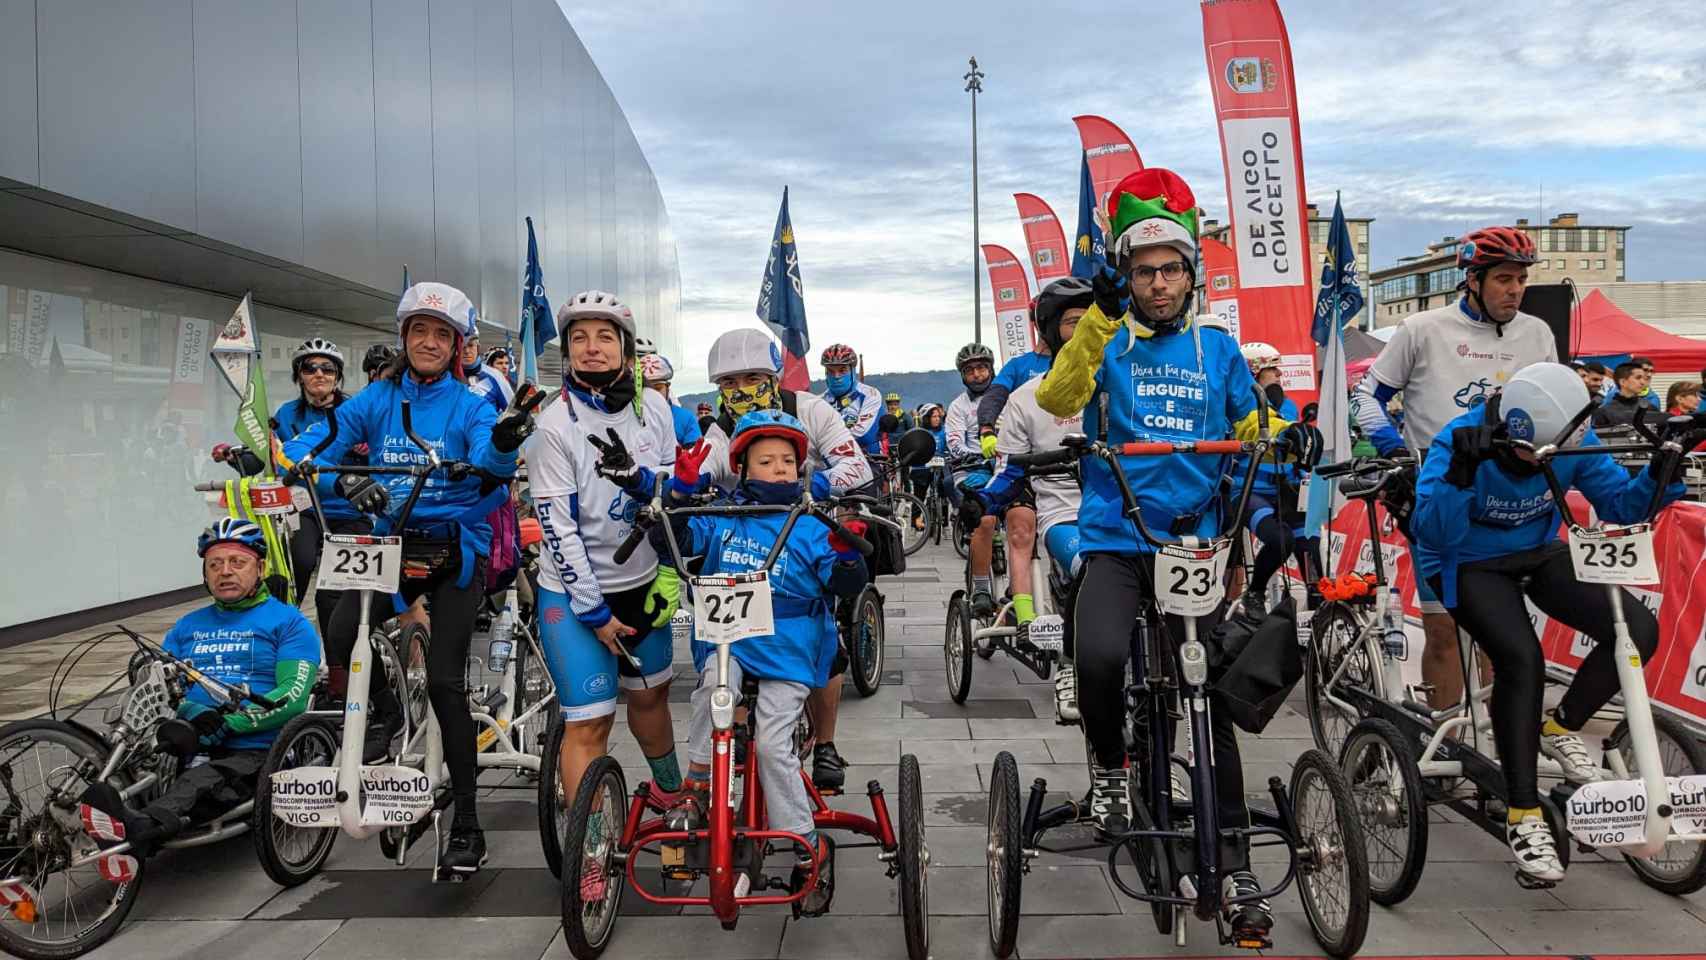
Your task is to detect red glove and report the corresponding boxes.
[829,519,868,558]
[671,439,713,495]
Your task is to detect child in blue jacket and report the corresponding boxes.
[652,409,868,910]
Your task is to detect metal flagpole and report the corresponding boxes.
[965,57,985,345]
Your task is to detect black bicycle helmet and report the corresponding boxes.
[1034,278,1094,355]
[362,343,397,377]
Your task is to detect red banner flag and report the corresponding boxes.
[1200,236,1242,341]
[1200,0,1317,402]
[980,244,1033,364]
[1071,115,1143,207]
[1013,193,1071,284]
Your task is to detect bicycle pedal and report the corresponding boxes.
[1233,935,1272,951]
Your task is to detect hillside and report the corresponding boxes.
[678,369,966,413]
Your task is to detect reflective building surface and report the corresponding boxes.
[0,0,681,627]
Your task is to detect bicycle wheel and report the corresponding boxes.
[952,515,970,560]
[930,493,944,546]
[253,715,340,887]
[848,588,886,698]
[508,624,556,768]
[374,621,431,736]
[1111,780,1173,936]
[986,751,1022,958]
[0,720,138,960]
[894,493,929,557]
[561,756,628,960]
[897,754,930,960]
[538,713,567,878]
[944,591,974,704]
[1305,603,1371,759]
[1340,718,1428,905]
[1290,749,1371,960]
[1610,712,1706,895]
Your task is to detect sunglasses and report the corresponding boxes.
[299,362,339,376]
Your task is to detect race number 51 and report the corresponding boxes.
[1154,540,1231,617]
[1568,524,1658,585]
[689,571,775,645]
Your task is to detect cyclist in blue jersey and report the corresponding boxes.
[975,303,1055,458]
[1037,168,1316,942]
[1411,361,1683,884]
[819,343,885,456]
[1227,341,1319,616]
[462,328,517,416]
[641,352,704,446]
[77,520,319,856]
[908,403,948,501]
[282,282,539,876]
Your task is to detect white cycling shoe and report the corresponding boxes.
[1540,729,1604,785]
[1053,662,1080,724]
[1089,765,1132,836]
[1507,812,1566,886]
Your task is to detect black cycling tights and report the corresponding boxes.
[1248,514,1319,598]
[291,511,373,636]
[326,556,487,821]
[1432,544,1659,809]
[1074,553,1251,869]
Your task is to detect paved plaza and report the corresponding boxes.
[8,540,1706,959]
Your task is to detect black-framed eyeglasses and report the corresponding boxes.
[300,362,339,376]
[1129,261,1189,285]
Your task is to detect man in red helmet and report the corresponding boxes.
[1355,226,1557,709]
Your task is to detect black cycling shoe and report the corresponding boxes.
[1221,870,1274,948]
[969,591,996,620]
[812,743,847,792]
[438,822,488,877]
[362,710,403,764]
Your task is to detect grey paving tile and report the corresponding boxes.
[1012,914,1204,958]
[776,914,996,959]
[920,792,989,828]
[539,915,787,959]
[1542,858,1706,911]
[310,916,560,959]
[1462,904,1706,953]
[1265,905,1505,957]
[901,738,1052,765]
[843,762,981,794]
[132,860,292,920]
[252,868,501,919]
[85,919,342,960]
[905,699,1035,720]
[968,719,1065,740]
[824,718,970,741]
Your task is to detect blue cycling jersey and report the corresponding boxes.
[1412,408,1683,606]
[163,598,320,751]
[273,398,359,519]
[669,403,703,446]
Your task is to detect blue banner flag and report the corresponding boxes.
[757,187,810,389]
[1311,197,1365,347]
[519,216,554,384]
[1070,152,1105,279]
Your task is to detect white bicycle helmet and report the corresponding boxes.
[397,282,479,338]
[1240,341,1282,374]
[556,290,636,341]
[635,336,657,357]
[292,337,345,374]
[1501,361,1594,448]
[707,328,783,383]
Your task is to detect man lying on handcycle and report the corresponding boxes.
[646,410,871,912]
[79,519,319,855]
[1410,361,1685,885]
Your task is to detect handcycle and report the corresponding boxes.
[0,626,334,960]
[547,474,930,960]
[986,429,1370,959]
[1314,410,1706,901]
[868,452,930,558]
[943,457,1075,707]
[257,401,553,882]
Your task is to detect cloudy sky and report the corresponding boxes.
[560,0,1706,393]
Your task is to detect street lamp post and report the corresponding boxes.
[964,56,984,345]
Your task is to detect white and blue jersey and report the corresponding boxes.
[162,598,320,751]
[282,371,517,585]
[465,362,516,416]
[822,381,885,456]
[1411,408,1682,607]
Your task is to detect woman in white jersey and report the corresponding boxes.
[527,291,684,822]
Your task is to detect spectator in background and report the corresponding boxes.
[1576,361,1608,399]
[1592,361,1654,432]
[1632,356,1663,409]
[1666,381,1700,416]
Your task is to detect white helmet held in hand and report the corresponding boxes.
[707,328,783,383]
[1501,361,1594,448]
[1240,341,1282,374]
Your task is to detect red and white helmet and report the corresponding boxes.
[640,353,674,383]
[1240,341,1282,374]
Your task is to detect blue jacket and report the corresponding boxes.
[1228,396,1300,527]
[679,503,866,687]
[282,371,517,584]
[163,598,321,751]
[1412,408,1683,606]
[977,351,1053,432]
[273,397,361,519]
[670,403,703,446]
[1042,321,1263,555]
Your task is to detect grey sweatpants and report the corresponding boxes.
[687,657,814,839]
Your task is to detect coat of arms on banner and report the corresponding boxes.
[1036,248,1055,267]
[1225,57,1278,95]
[998,288,1017,302]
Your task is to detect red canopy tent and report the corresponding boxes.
[1573,290,1706,372]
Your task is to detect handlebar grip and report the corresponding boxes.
[832,523,874,557]
[612,522,649,566]
[1117,440,1246,457]
[1316,460,1363,479]
[1008,447,1076,469]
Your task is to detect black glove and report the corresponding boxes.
[491,382,547,453]
[1263,382,1287,413]
[1277,423,1324,470]
[879,414,900,433]
[335,473,389,515]
[1444,422,1502,488]
[189,707,226,742]
[588,427,650,493]
[1091,262,1130,320]
[958,491,986,531]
